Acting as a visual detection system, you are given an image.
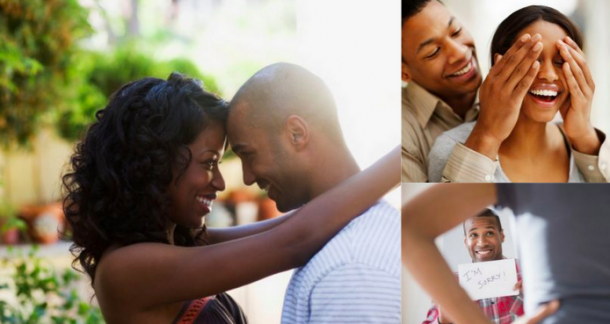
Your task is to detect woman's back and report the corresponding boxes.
[172,294,246,324]
[496,184,610,323]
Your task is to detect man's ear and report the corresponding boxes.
[402,61,412,83]
[285,115,309,150]
[500,229,505,243]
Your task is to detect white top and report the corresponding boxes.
[280,201,401,324]
[428,121,585,183]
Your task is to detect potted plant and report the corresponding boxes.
[0,200,26,245]
[18,202,65,245]
[0,178,27,245]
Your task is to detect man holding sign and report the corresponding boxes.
[403,184,610,323]
[422,209,524,324]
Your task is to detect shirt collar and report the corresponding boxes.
[403,81,480,128]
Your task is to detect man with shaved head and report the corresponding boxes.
[228,63,401,324]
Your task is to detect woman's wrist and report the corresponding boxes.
[570,127,601,155]
[464,125,503,161]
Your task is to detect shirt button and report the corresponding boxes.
[601,163,607,171]
[588,165,595,171]
[484,175,493,182]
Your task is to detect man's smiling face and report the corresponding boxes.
[402,0,482,98]
[227,102,310,213]
[464,216,505,263]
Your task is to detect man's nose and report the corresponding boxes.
[242,163,256,186]
[447,39,469,65]
[476,237,488,246]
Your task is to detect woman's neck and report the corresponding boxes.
[498,114,570,183]
[499,114,556,157]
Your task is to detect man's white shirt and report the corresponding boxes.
[281,201,401,324]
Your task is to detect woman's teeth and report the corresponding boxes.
[529,89,558,97]
[451,62,472,76]
[196,196,213,207]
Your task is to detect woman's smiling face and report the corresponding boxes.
[167,121,227,229]
[518,20,571,123]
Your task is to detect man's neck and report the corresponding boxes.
[307,145,361,200]
[439,91,476,119]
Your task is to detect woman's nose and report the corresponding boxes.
[537,59,559,82]
[212,168,226,191]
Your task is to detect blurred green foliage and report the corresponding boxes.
[0,0,222,145]
[0,200,26,234]
[56,44,222,141]
[0,177,26,237]
[0,0,92,147]
[0,245,105,323]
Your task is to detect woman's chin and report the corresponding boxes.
[524,95,568,122]
[523,105,560,123]
[535,112,558,123]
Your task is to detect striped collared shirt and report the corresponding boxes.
[281,201,401,324]
[401,82,479,182]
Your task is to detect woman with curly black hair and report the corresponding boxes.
[62,72,399,324]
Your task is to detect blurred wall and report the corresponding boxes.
[2,128,73,206]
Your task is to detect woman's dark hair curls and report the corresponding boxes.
[62,72,227,284]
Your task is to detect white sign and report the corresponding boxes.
[458,259,519,301]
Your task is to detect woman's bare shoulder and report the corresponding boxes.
[95,243,180,298]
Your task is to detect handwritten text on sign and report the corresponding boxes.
[458,259,519,300]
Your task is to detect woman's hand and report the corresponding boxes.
[466,34,542,160]
[557,36,601,155]
[513,300,560,324]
